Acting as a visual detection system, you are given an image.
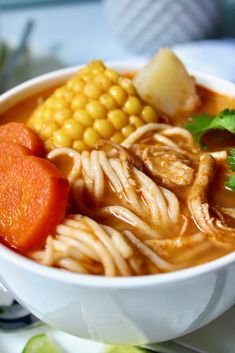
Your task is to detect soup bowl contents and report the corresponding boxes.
[0,50,235,344]
[1,48,235,276]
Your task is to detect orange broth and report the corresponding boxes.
[1,83,235,209]
[1,80,235,268]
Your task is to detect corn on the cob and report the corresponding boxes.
[28,61,158,152]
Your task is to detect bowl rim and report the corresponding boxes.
[0,60,235,289]
[1,241,235,288]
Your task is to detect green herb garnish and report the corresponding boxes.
[185,109,235,149]
[225,175,235,191]
[225,149,235,191]
[227,148,235,171]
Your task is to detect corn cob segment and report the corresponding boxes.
[28,61,158,152]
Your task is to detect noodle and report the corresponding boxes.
[31,118,235,276]
[121,123,172,147]
[30,215,182,275]
[48,148,81,183]
[161,127,195,146]
[48,146,183,238]
[153,133,178,147]
[124,230,182,272]
[98,205,163,238]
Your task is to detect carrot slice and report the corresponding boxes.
[0,142,69,250]
[0,122,45,156]
[0,141,33,157]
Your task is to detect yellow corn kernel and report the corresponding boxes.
[67,77,78,89]
[94,119,114,138]
[73,140,88,152]
[99,93,118,110]
[45,97,57,109]
[81,71,94,82]
[130,116,144,128]
[86,101,107,119]
[53,98,68,110]
[31,109,44,121]
[71,94,87,110]
[42,107,54,121]
[53,129,73,147]
[141,105,158,123]
[54,108,72,125]
[122,124,135,138]
[54,87,65,98]
[89,60,105,75]
[84,127,101,147]
[119,77,136,95]
[41,121,59,139]
[63,119,85,139]
[111,132,123,144]
[64,90,74,103]
[79,66,89,75]
[33,108,46,119]
[28,116,43,132]
[124,96,143,115]
[95,74,112,91]
[93,67,106,75]
[108,110,128,129]
[28,60,160,153]
[27,118,34,130]
[45,138,55,150]
[109,85,127,106]
[84,82,103,100]
[68,79,84,94]
[105,68,119,83]
[73,110,93,127]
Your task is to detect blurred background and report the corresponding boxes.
[0,0,235,91]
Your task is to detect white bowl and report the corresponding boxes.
[0,62,235,345]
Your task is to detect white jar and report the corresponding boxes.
[103,0,222,55]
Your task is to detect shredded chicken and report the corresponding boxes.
[215,207,235,220]
[188,154,235,242]
[130,144,195,187]
[96,140,143,171]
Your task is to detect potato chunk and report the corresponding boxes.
[134,48,199,118]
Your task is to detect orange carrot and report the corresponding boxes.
[0,122,45,156]
[0,142,69,250]
[0,141,33,157]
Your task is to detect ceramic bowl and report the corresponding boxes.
[0,62,235,345]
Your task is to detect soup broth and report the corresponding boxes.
[1,62,235,276]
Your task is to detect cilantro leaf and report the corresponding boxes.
[185,109,235,149]
[225,175,235,191]
[227,149,235,171]
[185,114,212,147]
[225,149,235,191]
[209,109,235,133]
